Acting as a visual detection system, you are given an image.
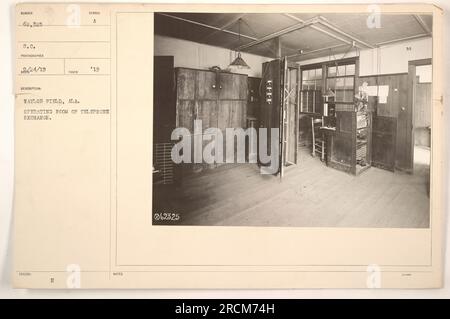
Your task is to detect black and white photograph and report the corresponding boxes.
[4,0,448,293]
[152,11,433,228]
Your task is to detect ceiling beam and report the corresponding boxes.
[157,13,258,41]
[285,44,349,59]
[201,13,248,42]
[283,14,356,48]
[220,13,247,31]
[289,33,431,60]
[283,14,374,49]
[413,14,432,35]
[236,16,320,51]
[238,17,303,58]
[375,33,430,46]
[309,24,355,46]
[317,16,375,49]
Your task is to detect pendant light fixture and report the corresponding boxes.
[229,18,250,69]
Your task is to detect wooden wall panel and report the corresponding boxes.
[177,100,195,132]
[219,73,247,100]
[218,100,246,129]
[217,100,231,130]
[236,101,247,128]
[196,71,218,100]
[358,74,408,118]
[197,100,218,130]
[176,68,196,100]
[239,76,248,100]
[396,67,414,172]
[378,75,401,117]
[358,73,411,172]
[371,116,396,171]
[414,81,431,147]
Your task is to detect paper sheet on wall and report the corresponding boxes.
[359,85,378,96]
[378,85,390,104]
[378,95,388,103]
[378,95,387,104]
[379,85,389,96]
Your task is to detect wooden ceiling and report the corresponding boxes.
[154,12,432,61]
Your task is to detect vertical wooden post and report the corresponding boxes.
[270,37,282,59]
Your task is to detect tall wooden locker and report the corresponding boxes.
[175,67,248,170]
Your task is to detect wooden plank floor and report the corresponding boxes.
[153,148,430,228]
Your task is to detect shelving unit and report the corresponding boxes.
[355,110,371,174]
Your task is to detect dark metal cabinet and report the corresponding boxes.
[260,60,282,139]
[154,56,176,143]
[327,110,372,175]
[259,60,281,172]
[259,59,300,175]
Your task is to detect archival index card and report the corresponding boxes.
[13,2,444,289]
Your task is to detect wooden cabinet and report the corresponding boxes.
[176,68,196,100]
[327,110,372,175]
[219,72,247,100]
[175,67,248,170]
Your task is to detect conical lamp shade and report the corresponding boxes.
[229,52,250,69]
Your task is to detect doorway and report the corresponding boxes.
[408,59,432,176]
[409,60,431,197]
[281,60,300,171]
